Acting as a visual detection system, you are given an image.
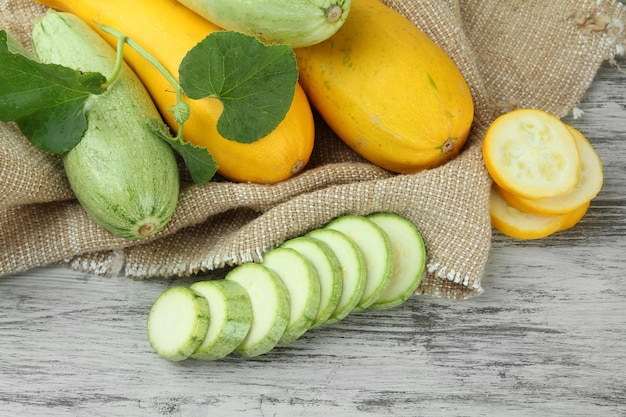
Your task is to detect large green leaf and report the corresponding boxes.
[179,31,298,144]
[0,30,107,153]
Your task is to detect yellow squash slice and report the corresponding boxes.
[493,126,602,215]
[558,201,591,232]
[489,186,564,240]
[483,108,581,200]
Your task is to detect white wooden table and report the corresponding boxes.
[1,52,625,417]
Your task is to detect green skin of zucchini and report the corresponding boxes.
[31,11,179,240]
[189,280,253,361]
[177,0,351,48]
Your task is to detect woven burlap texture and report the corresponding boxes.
[1,0,625,299]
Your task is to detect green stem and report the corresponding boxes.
[98,23,187,140]
[106,34,126,86]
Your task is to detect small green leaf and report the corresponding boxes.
[178,31,298,144]
[0,30,107,153]
[149,119,219,184]
[172,140,220,184]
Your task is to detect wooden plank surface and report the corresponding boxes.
[1,29,626,417]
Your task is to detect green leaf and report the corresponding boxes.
[171,139,220,184]
[178,31,298,144]
[0,30,107,153]
[149,119,219,184]
[17,101,90,152]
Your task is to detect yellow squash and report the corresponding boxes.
[36,0,315,184]
[295,0,474,173]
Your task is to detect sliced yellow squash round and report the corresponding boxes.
[492,126,602,215]
[489,186,563,240]
[558,201,591,232]
[483,108,581,200]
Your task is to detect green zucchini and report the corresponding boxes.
[176,0,351,48]
[31,10,179,239]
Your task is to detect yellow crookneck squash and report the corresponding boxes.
[36,0,315,184]
[295,0,474,174]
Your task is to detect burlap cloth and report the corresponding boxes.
[1,0,625,299]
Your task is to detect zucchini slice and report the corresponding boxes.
[281,236,343,327]
[325,215,394,310]
[262,247,321,345]
[189,280,252,360]
[146,286,210,362]
[306,228,366,323]
[225,263,290,357]
[367,213,425,309]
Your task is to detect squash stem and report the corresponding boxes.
[326,5,344,23]
[106,34,126,87]
[98,23,188,140]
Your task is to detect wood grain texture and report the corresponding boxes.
[2,36,626,417]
